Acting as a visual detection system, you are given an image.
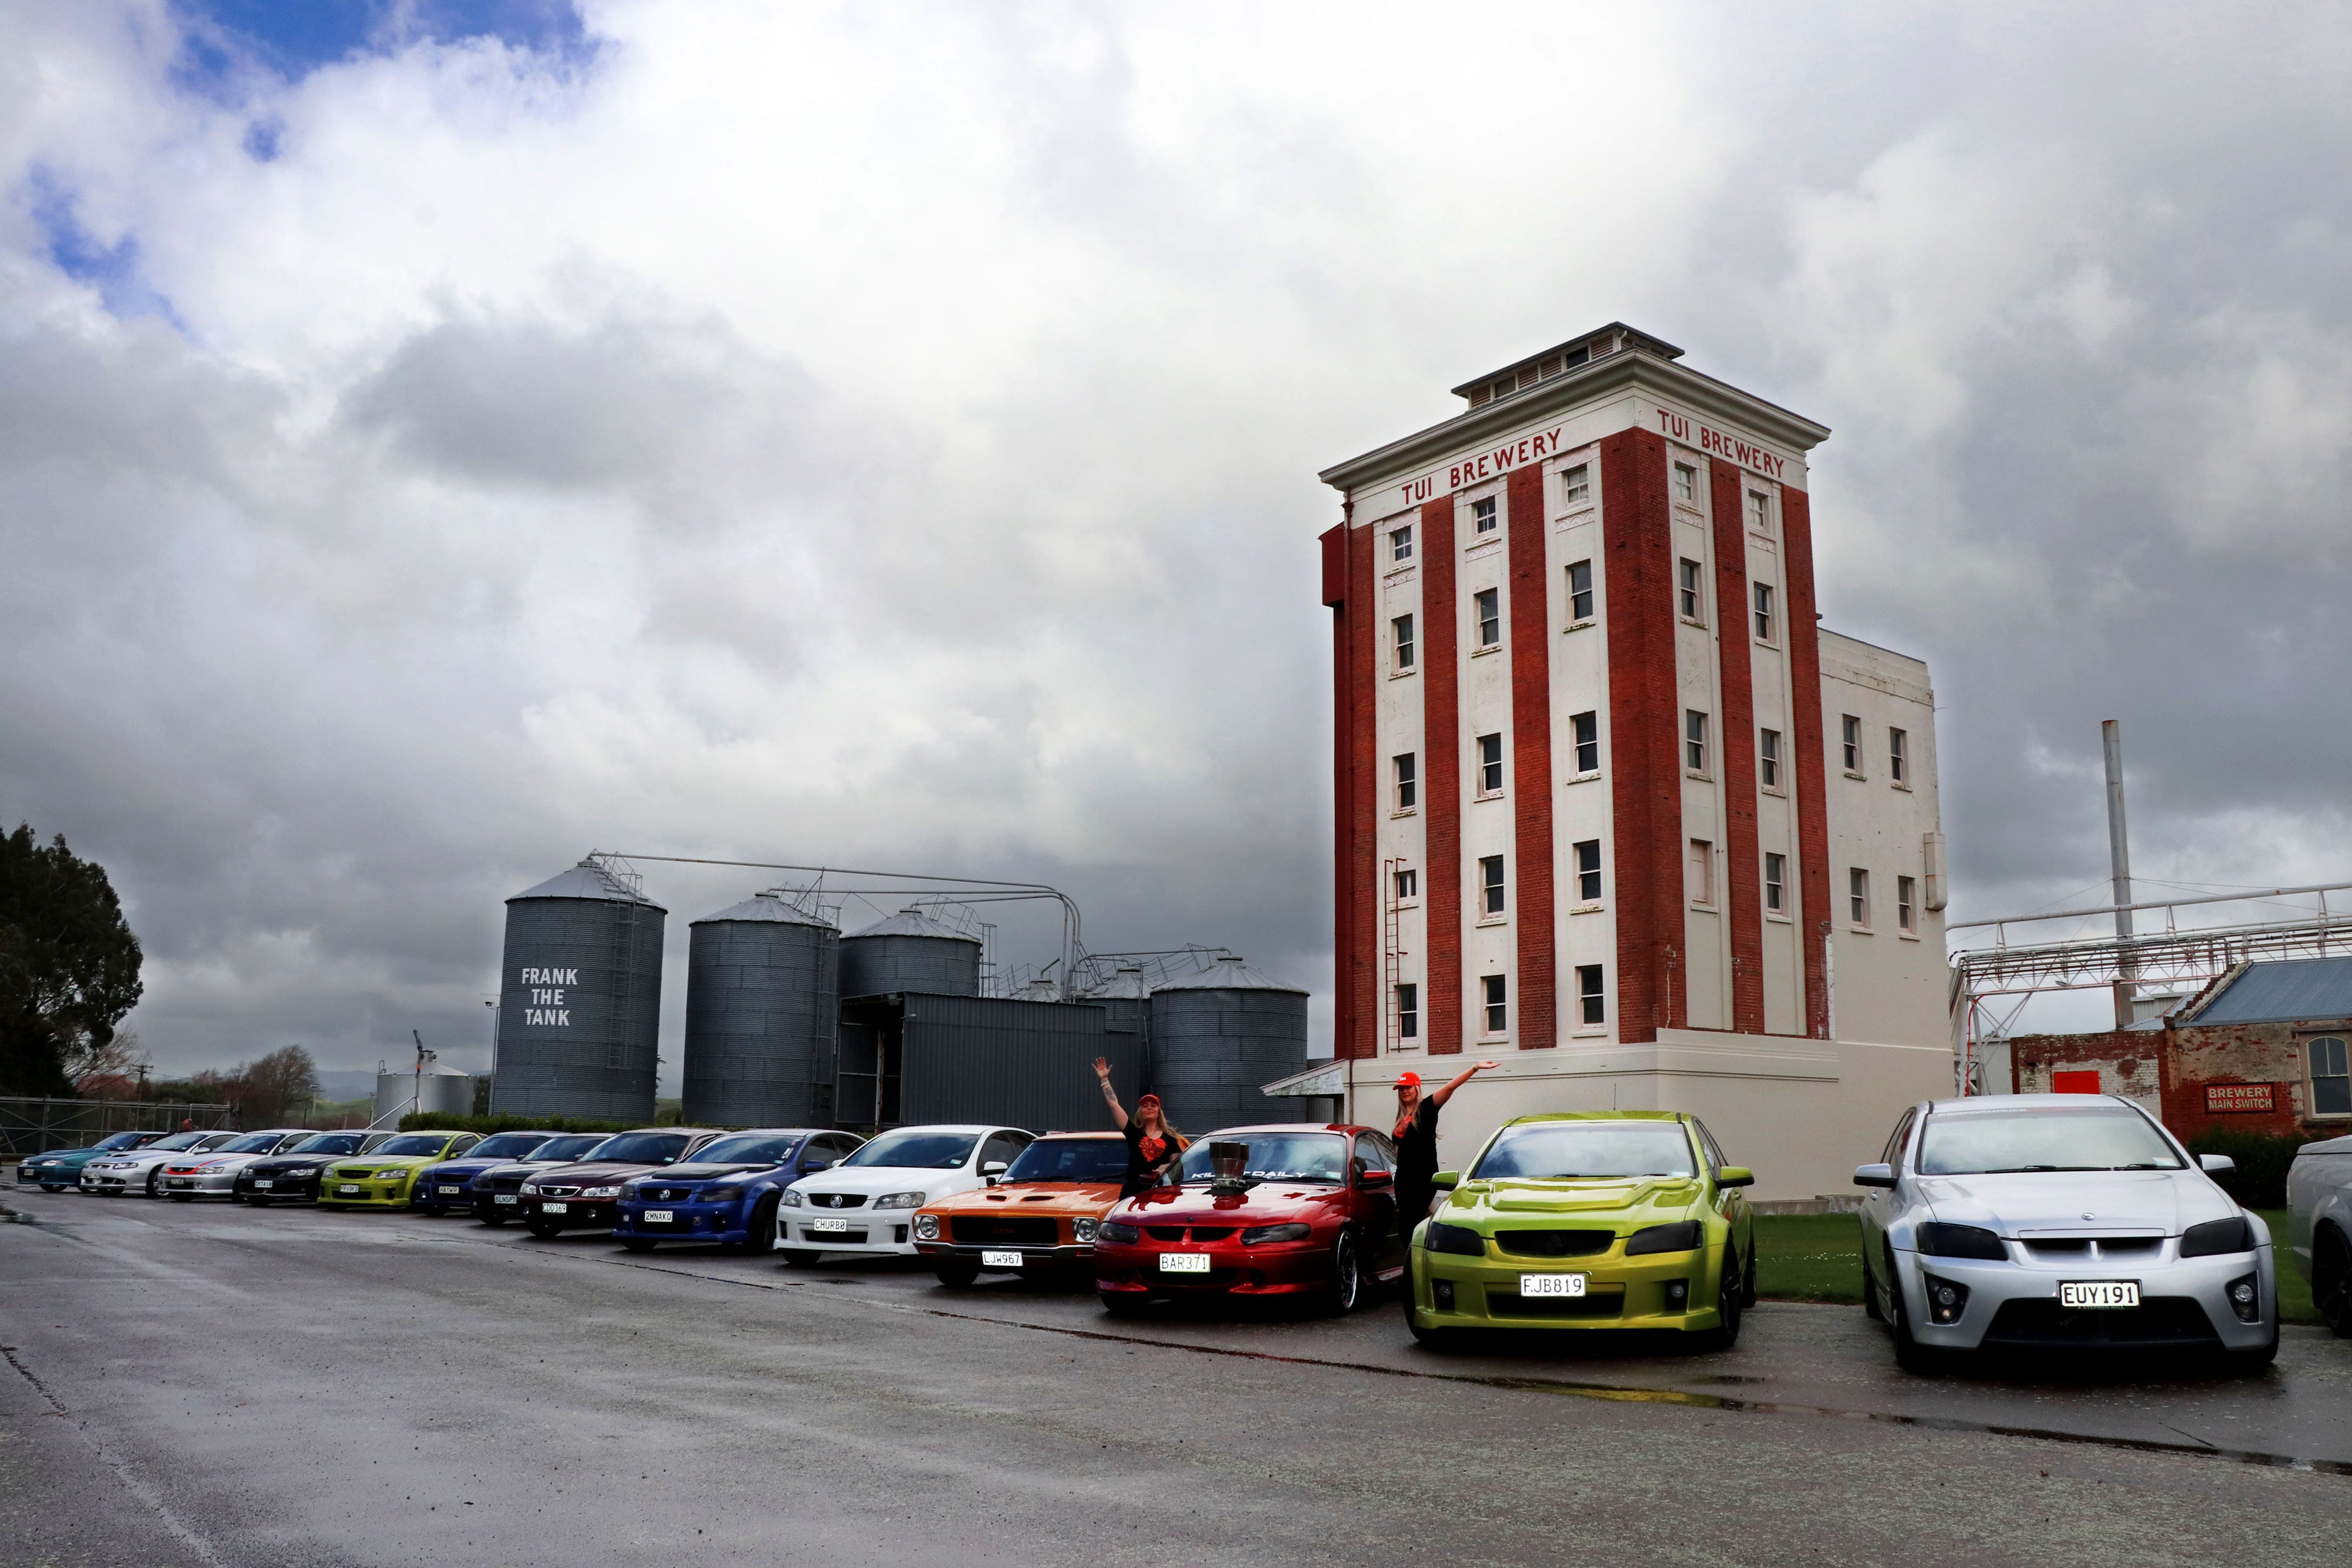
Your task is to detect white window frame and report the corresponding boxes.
[1753,582,1775,643]
[1393,753,1416,813]
[1574,838,1602,904]
[1561,463,1591,506]
[1890,727,1909,787]
[1849,867,1872,930]
[1672,462,1698,505]
[1572,711,1600,776]
[1476,732,1504,796]
[1759,728,1782,792]
[1479,855,1507,918]
[1471,496,1498,536]
[1397,983,1419,1041]
[1842,714,1863,775]
[1482,974,1509,1036]
[1393,867,1419,904]
[1685,710,1710,776]
[1576,964,1605,1028]
[1746,490,1769,533]
[1566,559,1594,624]
[1764,852,1787,915]
[1474,587,1501,649]
[1896,874,1916,934]
[1688,839,1714,907]
[1678,557,1704,623]
[1390,524,1414,564]
[1393,614,1415,674]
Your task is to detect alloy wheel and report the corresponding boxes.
[1330,1229,1362,1313]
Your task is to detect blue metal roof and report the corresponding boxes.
[2191,956,2352,1026]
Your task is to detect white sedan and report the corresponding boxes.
[81,1131,243,1196]
[777,1124,1034,1266]
[156,1129,316,1200]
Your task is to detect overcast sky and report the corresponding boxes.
[5,1,2349,1085]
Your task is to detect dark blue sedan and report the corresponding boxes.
[410,1131,566,1215]
[614,1129,866,1253]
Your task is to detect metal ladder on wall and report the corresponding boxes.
[1382,857,1408,1053]
[609,900,638,1075]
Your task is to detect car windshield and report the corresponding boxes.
[290,1134,365,1155]
[691,1135,803,1166]
[1178,1133,1348,1185]
[1004,1139,1128,1183]
[1472,1122,1698,1180]
[532,1135,607,1162]
[96,1132,155,1151]
[587,1132,694,1165]
[470,1133,550,1160]
[145,1133,208,1152]
[198,1134,240,1149]
[1917,1106,2185,1175]
[220,1134,285,1154]
[840,1130,980,1170]
[374,1134,454,1157]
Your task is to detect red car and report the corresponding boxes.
[1093,1122,1406,1315]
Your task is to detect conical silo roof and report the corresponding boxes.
[508,858,664,910]
[1150,955,1307,994]
[691,891,836,930]
[846,907,981,945]
[1087,964,1151,999]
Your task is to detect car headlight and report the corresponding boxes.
[377,1170,408,1181]
[873,1191,926,1210]
[1099,1220,1140,1243]
[913,1214,940,1241]
[1625,1221,1703,1256]
[700,1185,741,1205]
[1073,1217,1099,1243]
[1241,1222,1312,1245]
[520,1184,541,1196]
[2180,1216,2254,1258]
[1424,1222,1485,1257]
[1917,1222,2007,1261]
[1922,1273,1970,1325]
[2227,1272,2261,1323]
[583,1186,621,1199]
[780,1188,804,1207]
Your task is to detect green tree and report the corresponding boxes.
[0,825,145,1096]
[227,1045,322,1128]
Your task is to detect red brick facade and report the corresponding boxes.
[1707,458,1766,1035]
[1420,496,1464,1055]
[1505,463,1557,1052]
[1779,486,1833,1038]
[2010,1023,2349,1142]
[1323,519,1379,1061]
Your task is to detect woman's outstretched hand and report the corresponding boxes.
[1092,1055,1112,1079]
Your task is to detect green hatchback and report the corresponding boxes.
[1402,1112,1755,1348]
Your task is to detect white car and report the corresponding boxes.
[2286,1132,2352,1336]
[155,1129,315,1200]
[778,1124,1034,1266]
[81,1131,243,1196]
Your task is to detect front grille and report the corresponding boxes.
[486,1174,527,1193]
[2023,1237,2164,1262]
[1485,1287,1626,1319]
[808,1193,867,1209]
[1144,1223,1235,1243]
[330,1167,369,1181]
[951,1216,1059,1246]
[1980,1296,2220,1350]
[537,1186,580,1198]
[800,1225,869,1244]
[1496,1229,1615,1258]
[1189,1227,1235,1243]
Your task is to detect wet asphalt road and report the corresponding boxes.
[2,1188,2348,1567]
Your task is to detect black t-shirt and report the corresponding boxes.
[1394,1098,1441,1189]
[1122,1119,1181,1193]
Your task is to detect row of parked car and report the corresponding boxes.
[18,1095,2351,1370]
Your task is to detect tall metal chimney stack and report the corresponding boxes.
[2102,720,2136,1029]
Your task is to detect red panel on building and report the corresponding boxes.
[1779,486,1832,1038]
[1421,496,1464,1055]
[1600,429,1682,1041]
[1707,458,1765,1035]
[1505,463,1556,1052]
[2204,1081,2277,1115]
[2051,1069,2100,1094]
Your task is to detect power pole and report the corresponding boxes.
[2103,720,2136,1029]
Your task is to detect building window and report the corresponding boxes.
[1481,855,1506,916]
[1890,727,1909,785]
[1393,867,1418,902]
[1678,557,1704,621]
[1572,711,1599,774]
[1575,839,1602,902]
[1747,490,1769,533]
[1561,463,1591,505]
[2312,1037,2351,1116]
[1753,583,1775,642]
[1897,875,1916,933]
[1483,974,1509,1034]
[1472,496,1498,535]
[1685,710,1709,774]
[1474,588,1501,648]
[1394,614,1415,671]
[1394,753,1416,811]
[1477,733,1504,794]
[1673,462,1697,504]
[1842,714,1862,774]
[1397,983,1419,1041]
[1391,524,1413,563]
[1849,868,1871,928]
[1759,728,1782,791]
[1576,964,1605,1026]
[1765,852,1786,913]
[1566,559,1594,622]
[1688,840,1714,906]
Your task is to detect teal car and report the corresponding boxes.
[1402,1111,1755,1349]
[15,1130,169,1192]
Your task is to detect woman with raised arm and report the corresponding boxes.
[1093,1056,1188,1196]
[1392,1060,1499,1238]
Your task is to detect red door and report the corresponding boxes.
[2051,1070,2101,1094]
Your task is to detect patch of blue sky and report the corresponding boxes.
[176,1,593,94]
[24,166,189,332]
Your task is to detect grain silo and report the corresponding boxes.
[839,907,982,999]
[490,858,665,1124]
[1147,956,1309,1136]
[372,1064,474,1125]
[1084,964,1153,1088]
[681,891,839,1128]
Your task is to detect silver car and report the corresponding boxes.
[81,1131,243,1196]
[156,1129,315,1200]
[2285,1132,2352,1336]
[1856,1094,2276,1370]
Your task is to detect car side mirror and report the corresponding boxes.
[802,1159,831,1173]
[1853,1163,1897,1189]
[1715,1166,1755,1188]
[1358,1169,1392,1189]
[2199,1153,2236,1175]
[983,1161,1008,1175]
[1431,1171,1459,1191]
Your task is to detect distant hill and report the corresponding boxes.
[313,1071,379,1102]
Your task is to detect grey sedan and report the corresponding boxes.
[2285,1132,2352,1336]
[1856,1094,2276,1370]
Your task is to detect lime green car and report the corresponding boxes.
[1402,1111,1755,1348]
[315,1131,480,1211]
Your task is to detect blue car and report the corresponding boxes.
[614,1128,866,1253]
[15,1129,169,1192]
[410,1131,568,1215]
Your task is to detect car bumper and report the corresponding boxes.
[159,1174,238,1197]
[473,1192,525,1217]
[239,1176,318,1201]
[17,1165,80,1188]
[523,1198,617,1229]
[1404,1240,1727,1332]
[416,1181,477,1208]
[1093,1239,1329,1298]
[781,1215,916,1253]
[79,1171,147,1193]
[916,1241,1094,1271]
[1893,1244,2277,1353]
[615,1203,751,1243]
[318,1181,416,1208]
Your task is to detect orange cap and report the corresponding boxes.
[1394,1071,1422,1088]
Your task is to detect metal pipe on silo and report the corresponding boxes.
[682,891,840,1128]
[1145,957,1309,1136]
[489,858,666,1124]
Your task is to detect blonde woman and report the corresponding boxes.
[1093,1056,1188,1196]
[1393,1060,1499,1236]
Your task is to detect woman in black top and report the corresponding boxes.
[1392,1060,1498,1238]
[1093,1056,1188,1196]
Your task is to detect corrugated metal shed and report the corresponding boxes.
[2186,957,2352,1027]
[893,994,1142,1133]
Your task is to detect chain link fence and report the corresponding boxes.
[0,1098,235,1160]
